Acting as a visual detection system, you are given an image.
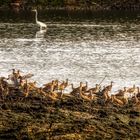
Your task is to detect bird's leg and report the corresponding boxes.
[61,90,64,98]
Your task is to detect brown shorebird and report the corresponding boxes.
[57,79,69,93]
[115,87,127,97]
[127,85,137,94]
[103,81,114,92]
[70,82,83,96]
[81,81,88,92]
[137,87,140,97]
[43,80,55,92]
[111,94,128,106]
[87,84,100,94]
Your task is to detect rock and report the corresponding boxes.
[1,104,9,110]
[98,110,108,118]
[129,120,137,126]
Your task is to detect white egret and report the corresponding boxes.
[32,9,47,30]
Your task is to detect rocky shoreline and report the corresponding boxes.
[0,70,140,139]
[0,92,140,139]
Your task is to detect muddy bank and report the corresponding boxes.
[0,94,140,139]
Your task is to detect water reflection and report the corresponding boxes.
[35,29,47,38]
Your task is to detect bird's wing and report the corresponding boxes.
[37,21,46,27]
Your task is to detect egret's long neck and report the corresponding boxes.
[35,11,38,23]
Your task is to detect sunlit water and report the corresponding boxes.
[0,22,140,93]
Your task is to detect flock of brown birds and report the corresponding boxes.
[0,69,140,107]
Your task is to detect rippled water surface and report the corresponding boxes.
[0,21,140,92]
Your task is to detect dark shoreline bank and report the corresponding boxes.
[0,8,140,23]
[1,0,140,11]
[0,0,140,23]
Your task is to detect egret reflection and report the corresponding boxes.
[35,29,46,38]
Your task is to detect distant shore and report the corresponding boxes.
[0,0,140,22]
[0,7,140,23]
[0,0,140,12]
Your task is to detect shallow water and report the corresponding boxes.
[0,21,140,92]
